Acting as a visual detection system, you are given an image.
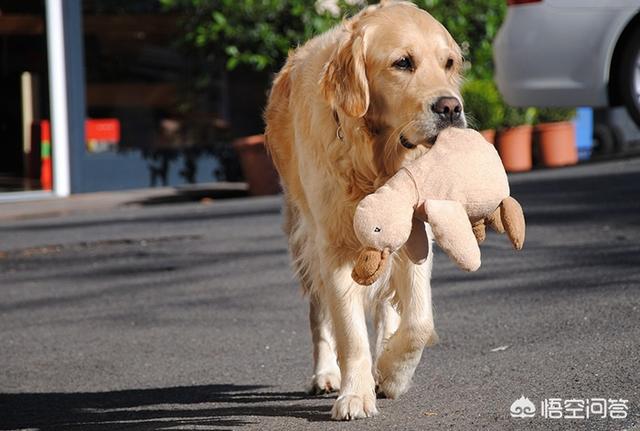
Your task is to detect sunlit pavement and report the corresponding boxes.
[1,158,639,430]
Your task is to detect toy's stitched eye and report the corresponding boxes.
[393,56,414,71]
[374,227,381,233]
[445,58,454,70]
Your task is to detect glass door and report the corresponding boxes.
[77,0,230,192]
[0,0,51,192]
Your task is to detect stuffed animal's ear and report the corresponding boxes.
[424,199,481,272]
[320,32,370,118]
[500,196,526,250]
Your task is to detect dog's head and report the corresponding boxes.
[321,1,465,172]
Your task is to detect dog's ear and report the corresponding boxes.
[321,32,370,118]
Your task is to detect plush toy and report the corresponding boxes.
[352,127,525,286]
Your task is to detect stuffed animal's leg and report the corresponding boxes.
[472,220,486,244]
[424,199,481,272]
[500,196,525,250]
[486,197,526,250]
[486,207,505,233]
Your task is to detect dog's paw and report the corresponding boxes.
[375,350,422,399]
[331,393,378,420]
[307,371,341,395]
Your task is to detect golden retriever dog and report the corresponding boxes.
[264,0,465,420]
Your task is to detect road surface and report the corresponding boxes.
[1,158,639,430]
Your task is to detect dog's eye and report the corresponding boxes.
[393,56,414,71]
[445,58,454,70]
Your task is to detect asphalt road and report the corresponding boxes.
[0,158,639,431]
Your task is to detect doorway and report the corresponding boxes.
[0,0,51,192]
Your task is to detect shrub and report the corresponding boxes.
[461,79,504,131]
[535,107,576,124]
[501,105,537,129]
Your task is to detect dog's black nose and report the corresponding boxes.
[431,97,462,123]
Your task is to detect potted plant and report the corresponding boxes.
[232,134,281,196]
[496,105,536,172]
[462,79,504,144]
[534,107,578,168]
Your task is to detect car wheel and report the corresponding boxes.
[617,26,640,128]
[592,124,615,156]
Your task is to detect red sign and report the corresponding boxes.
[86,118,120,142]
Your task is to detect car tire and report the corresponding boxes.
[611,123,628,152]
[592,124,615,156]
[617,26,640,128]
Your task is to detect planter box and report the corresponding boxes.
[496,125,533,173]
[535,121,578,168]
[480,129,496,145]
[233,134,281,196]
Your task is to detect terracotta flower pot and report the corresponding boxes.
[496,125,533,173]
[535,121,578,168]
[480,129,496,145]
[233,134,281,196]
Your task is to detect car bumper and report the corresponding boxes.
[493,3,632,107]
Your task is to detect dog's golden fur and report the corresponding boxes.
[264,0,464,420]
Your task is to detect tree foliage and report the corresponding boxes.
[160,0,364,71]
[415,0,506,80]
[160,0,506,77]
[462,79,504,131]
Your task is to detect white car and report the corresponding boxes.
[493,0,640,127]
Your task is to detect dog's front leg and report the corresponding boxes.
[375,248,437,399]
[322,262,378,420]
[308,294,341,394]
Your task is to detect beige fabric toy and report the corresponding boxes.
[352,127,525,286]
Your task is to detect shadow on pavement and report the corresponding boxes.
[0,384,332,430]
[0,205,282,233]
[511,169,640,226]
[131,187,250,207]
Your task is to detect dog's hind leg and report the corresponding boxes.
[373,300,400,372]
[283,199,340,394]
[375,247,437,399]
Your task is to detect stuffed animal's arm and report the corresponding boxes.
[404,218,430,264]
[424,199,481,272]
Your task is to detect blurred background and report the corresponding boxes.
[0,0,638,196]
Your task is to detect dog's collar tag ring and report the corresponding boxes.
[333,110,345,142]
